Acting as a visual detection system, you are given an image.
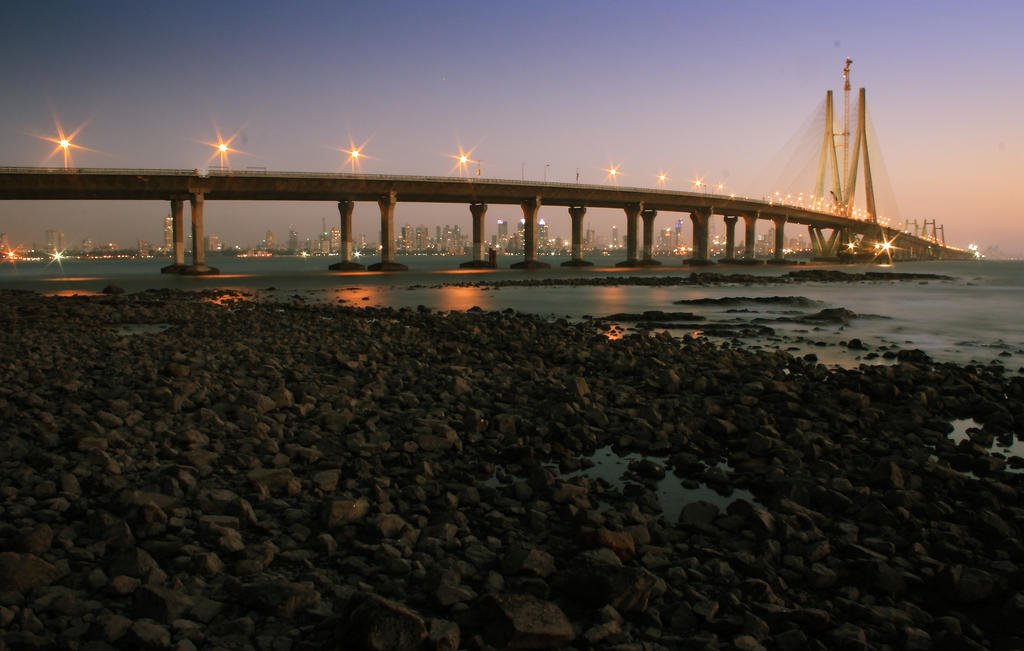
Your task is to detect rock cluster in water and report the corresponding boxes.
[0,289,1021,650]
[427,270,951,290]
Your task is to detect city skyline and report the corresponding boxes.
[1,2,1022,255]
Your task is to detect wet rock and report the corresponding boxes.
[128,618,172,648]
[0,552,59,592]
[242,580,320,618]
[466,593,574,649]
[678,500,720,526]
[502,547,556,578]
[345,593,428,651]
[132,585,194,622]
[323,498,370,528]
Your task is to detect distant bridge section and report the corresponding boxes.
[0,168,968,274]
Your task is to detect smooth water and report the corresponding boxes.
[2,254,1022,369]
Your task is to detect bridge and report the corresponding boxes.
[0,166,967,274]
[0,75,971,273]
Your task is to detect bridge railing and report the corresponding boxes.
[0,166,200,176]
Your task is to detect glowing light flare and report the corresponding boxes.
[447,146,478,177]
[605,165,622,184]
[336,137,374,172]
[37,116,96,169]
[202,124,248,171]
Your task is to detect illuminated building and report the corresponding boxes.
[45,229,65,252]
[163,215,173,250]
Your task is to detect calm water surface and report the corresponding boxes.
[2,254,1021,370]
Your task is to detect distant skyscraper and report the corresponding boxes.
[611,225,619,247]
[163,216,173,250]
[538,219,549,249]
[204,235,221,252]
[265,230,275,251]
[81,238,94,253]
[496,219,508,250]
[287,228,298,253]
[44,229,65,252]
[329,227,341,253]
[0,233,8,252]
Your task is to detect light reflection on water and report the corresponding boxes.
[4,257,1023,369]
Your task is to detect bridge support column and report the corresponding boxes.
[615,202,642,267]
[687,209,714,265]
[179,194,218,275]
[768,216,788,264]
[461,202,493,268]
[329,200,365,271]
[368,191,408,271]
[741,213,760,263]
[511,197,549,269]
[722,215,738,262]
[640,209,661,266]
[561,206,593,267]
[160,198,188,274]
[809,226,842,262]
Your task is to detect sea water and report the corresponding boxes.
[3,254,1020,370]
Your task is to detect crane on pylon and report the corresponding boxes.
[840,57,852,198]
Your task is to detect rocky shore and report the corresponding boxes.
[0,289,1022,650]
[423,270,952,290]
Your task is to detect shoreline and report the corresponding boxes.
[1,291,1022,649]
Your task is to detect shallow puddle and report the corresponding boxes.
[949,418,1023,472]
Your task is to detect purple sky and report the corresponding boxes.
[1,1,1022,255]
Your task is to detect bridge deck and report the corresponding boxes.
[0,167,960,254]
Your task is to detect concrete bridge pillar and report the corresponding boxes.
[723,215,738,262]
[615,202,643,267]
[562,206,593,267]
[511,197,549,269]
[369,191,408,271]
[181,193,218,275]
[329,200,365,271]
[688,208,713,265]
[160,198,187,274]
[743,213,758,261]
[640,208,661,266]
[770,215,788,263]
[460,202,492,268]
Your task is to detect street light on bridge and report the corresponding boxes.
[203,126,246,171]
[448,147,477,177]
[39,117,94,169]
[336,137,373,173]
